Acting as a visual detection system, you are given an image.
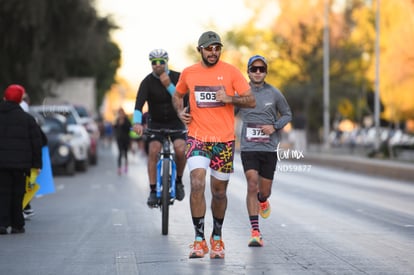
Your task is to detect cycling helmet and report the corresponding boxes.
[149,49,169,61]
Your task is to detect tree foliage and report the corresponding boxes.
[219,0,414,141]
[0,0,121,106]
[367,0,414,123]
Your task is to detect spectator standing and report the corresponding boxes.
[19,91,47,219]
[19,92,30,112]
[0,84,43,234]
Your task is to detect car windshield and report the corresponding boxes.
[42,118,65,134]
[75,106,90,118]
[46,111,76,125]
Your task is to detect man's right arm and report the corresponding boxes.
[132,82,147,135]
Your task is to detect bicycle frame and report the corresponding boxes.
[156,137,176,202]
[145,128,186,235]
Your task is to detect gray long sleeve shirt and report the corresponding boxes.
[237,82,292,152]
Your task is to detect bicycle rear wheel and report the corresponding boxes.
[161,158,170,235]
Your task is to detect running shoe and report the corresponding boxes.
[175,181,185,201]
[189,237,209,258]
[259,200,271,219]
[147,191,158,207]
[210,235,225,259]
[23,208,35,220]
[248,229,263,247]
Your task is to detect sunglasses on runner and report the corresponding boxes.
[200,45,222,52]
[249,66,267,73]
[151,59,166,65]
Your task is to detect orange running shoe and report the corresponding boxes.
[210,235,225,259]
[248,229,263,247]
[259,200,271,219]
[189,237,209,258]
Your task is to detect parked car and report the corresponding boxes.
[30,105,90,171]
[73,104,100,165]
[40,115,76,175]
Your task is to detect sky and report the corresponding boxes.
[96,0,254,87]
[96,0,347,88]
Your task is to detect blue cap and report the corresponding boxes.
[247,55,267,69]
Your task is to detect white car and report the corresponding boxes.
[30,105,90,171]
[73,104,100,165]
[67,124,90,171]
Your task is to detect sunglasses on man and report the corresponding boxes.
[151,59,166,66]
[200,45,222,52]
[249,66,267,73]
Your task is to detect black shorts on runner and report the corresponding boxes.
[240,151,278,180]
[146,120,187,143]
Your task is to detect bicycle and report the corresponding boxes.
[144,128,187,235]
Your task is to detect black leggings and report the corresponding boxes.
[117,140,129,167]
[0,169,26,228]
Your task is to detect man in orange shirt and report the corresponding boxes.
[172,31,255,259]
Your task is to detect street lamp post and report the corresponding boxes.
[374,0,381,150]
[323,0,330,149]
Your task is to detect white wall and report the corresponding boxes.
[43,77,97,116]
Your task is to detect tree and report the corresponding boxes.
[366,0,414,123]
[0,0,121,107]
[220,0,412,142]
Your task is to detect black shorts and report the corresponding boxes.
[240,151,278,180]
[147,120,187,143]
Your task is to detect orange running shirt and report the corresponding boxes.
[176,60,250,142]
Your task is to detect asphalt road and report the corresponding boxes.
[0,143,413,275]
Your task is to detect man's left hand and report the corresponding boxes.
[216,88,232,103]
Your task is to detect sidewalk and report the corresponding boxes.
[304,145,414,182]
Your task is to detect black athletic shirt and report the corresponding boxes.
[134,70,187,124]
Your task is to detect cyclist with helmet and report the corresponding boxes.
[133,49,187,207]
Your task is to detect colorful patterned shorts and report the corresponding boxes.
[185,136,235,173]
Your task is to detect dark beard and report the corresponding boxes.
[202,55,218,67]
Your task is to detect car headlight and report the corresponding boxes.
[58,145,70,157]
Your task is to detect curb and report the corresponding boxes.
[304,153,414,182]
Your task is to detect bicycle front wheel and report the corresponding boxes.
[161,158,170,235]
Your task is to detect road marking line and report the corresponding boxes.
[115,251,139,275]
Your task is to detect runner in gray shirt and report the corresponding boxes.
[236,55,292,247]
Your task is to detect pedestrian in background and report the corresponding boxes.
[113,107,132,175]
[172,31,256,259]
[103,121,113,148]
[0,84,43,234]
[237,55,292,246]
[20,92,30,112]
